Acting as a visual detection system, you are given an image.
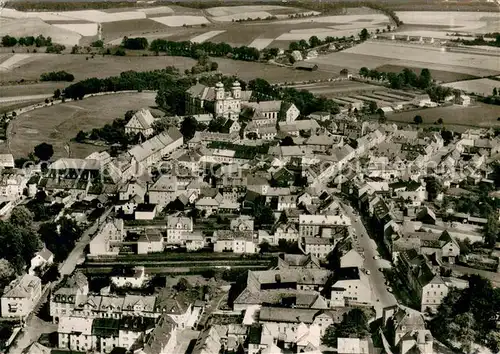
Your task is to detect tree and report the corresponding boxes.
[377,109,386,123]
[413,115,423,124]
[208,117,226,133]
[441,129,453,146]
[368,101,378,114]
[322,309,369,347]
[449,312,476,353]
[33,143,54,161]
[484,214,499,248]
[425,176,443,201]
[10,206,33,228]
[210,61,219,71]
[309,35,321,48]
[259,240,270,254]
[1,35,17,47]
[359,28,370,41]
[53,88,61,99]
[180,116,198,141]
[280,136,295,146]
[0,259,15,281]
[75,130,87,143]
[359,67,369,78]
[437,118,443,125]
[174,277,189,292]
[493,87,498,96]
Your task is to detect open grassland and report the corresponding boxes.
[387,103,500,130]
[212,58,336,83]
[1,92,156,159]
[375,64,478,83]
[0,54,196,83]
[0,83,64,98]
[443,78,500,97]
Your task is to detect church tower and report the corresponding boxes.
[215,82,225,117]
[231,81,241,100]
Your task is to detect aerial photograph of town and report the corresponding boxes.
[0,0,499,353]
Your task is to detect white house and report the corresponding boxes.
[110,266,150,289]
[135,204,157,220]
[1,274,42,318]
[148,174,178,208]
[137,231,163,254]
[89,219,124,256]
[29,247,54,275]
[125,108,156,137]
[166,216,193,245]
[330,267,372,306]
[214,230,256,254]
[58,316,94,352]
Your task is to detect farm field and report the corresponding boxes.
[0,92,156,159]
[375,64,478,83]
[0,54,196,83]
[211,58,336,83]
[443,78,500,97]
[310,43,500,78]
[344,41,500,74]
[287,81,381,97]
[387,103,500,130]
[395,11,500,34]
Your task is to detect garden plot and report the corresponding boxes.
[151,16,209,27]
[344,41,500,74]
[0,18,81,46]
[443,78,500,96]
[191,31,226,44]
[288,81,378,97]
[395,11,500,34]
[53,23,98,37]
[248,38,275,50]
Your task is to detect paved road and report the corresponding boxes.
[59,207,113,276]
[341,202,397,317]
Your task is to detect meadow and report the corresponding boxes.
[0,92,156,159]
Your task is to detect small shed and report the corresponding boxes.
[295,62,319,71]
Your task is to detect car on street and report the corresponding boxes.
[373,255,379,260]
[366,270,371,275]
[387,287,393,293]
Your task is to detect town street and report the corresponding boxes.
[59,206,113,276]
[340,202,397,317]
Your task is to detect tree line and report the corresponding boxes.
[62,66,186,100]
[149,39,260,62]
[40,70,75,82]
[1,34,52,47]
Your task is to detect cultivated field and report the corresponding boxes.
[443,78,500,97]
[0,92,156,159]
[287,81,380,97]
[387,103,500,130]
[344,41,500,74]
[0,83,63,98]
[395,11,500,34]
[309,41,500,79]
